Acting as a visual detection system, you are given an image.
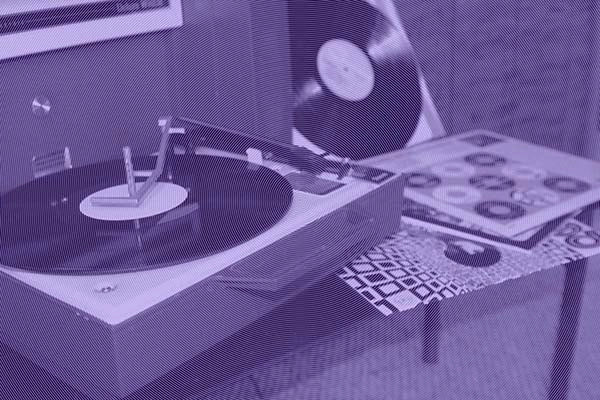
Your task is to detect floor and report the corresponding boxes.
[3,255,599,400]
[245,260,600,400]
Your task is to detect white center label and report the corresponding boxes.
[317,38,375,102]
[79,182,188,221]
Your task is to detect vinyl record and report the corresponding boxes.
[0,155,293,275]
[565,233,600,249]
[432,185,482,204]
[404,172,441,188]
[431,162,476,178]
[543,176,591,194]
[501,164,547,181]
[464,152,506,167]
[510,188,560,207]
[439,236,501,268]
[474,201,526,220]
[469,175,515,191]
[289,0,422,160]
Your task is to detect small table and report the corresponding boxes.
[2,211,598,400]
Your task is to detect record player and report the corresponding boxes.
[0,116,416,399]
[0,1,444,399]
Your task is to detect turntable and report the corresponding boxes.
[0,115,413,399]
[0,1,440,398]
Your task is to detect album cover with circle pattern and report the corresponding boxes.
[402,198,570,252]
[401,131,600,237]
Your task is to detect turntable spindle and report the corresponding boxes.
[123,146,137,197]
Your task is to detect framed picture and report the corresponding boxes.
[0,0,183,60]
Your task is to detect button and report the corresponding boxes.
[32,96,51,117]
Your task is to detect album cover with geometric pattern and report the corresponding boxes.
[338,247,467,316]
[401,130,600,236]
[339,214,600,315]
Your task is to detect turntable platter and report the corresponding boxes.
[0,155,293,275]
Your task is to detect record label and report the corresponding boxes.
[317,38,375,102]
[510,188,560,207]
[501,164,547,180]
[432,185,481,204]
[79,182,189,221]
[431,162,476,178]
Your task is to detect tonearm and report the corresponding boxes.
[91,116,395,207]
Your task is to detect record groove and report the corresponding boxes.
[1,155,293,274]
[289,0,422,160]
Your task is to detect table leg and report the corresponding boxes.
[422,299,441,364]
[548,258,588,400]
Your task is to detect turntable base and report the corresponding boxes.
[0,152,406,399]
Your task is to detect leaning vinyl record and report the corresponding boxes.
[0,155,293,275]
[290,0,422,160]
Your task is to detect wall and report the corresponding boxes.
[0,0,292,192]
[395,0,596,156]
[1,0,596,191]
